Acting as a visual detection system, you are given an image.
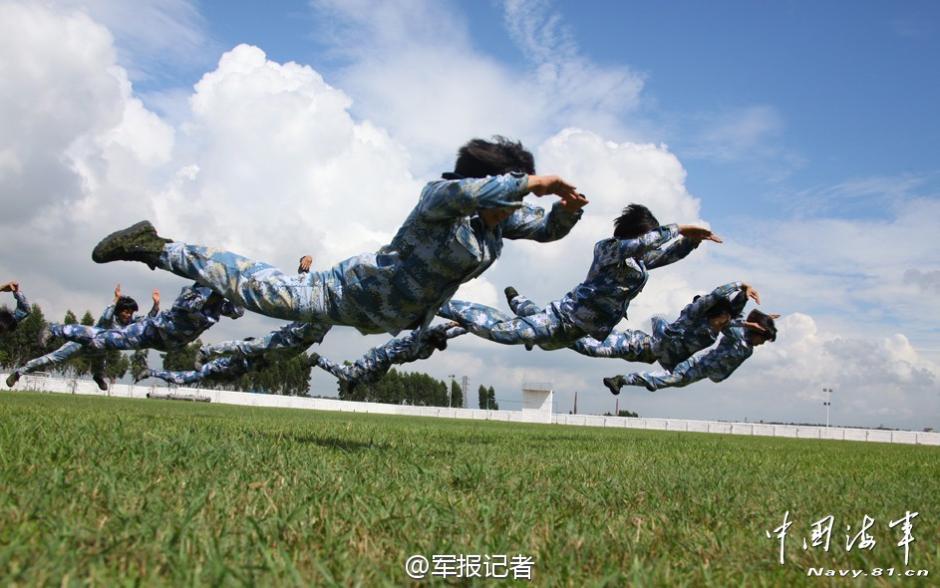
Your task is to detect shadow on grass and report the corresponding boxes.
[270,432,389,452]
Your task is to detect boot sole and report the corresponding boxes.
[602,377,621,396]
[91,221,157,263]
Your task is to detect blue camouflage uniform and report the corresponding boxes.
[439,225,699,349]
[146,321,330,386]
[198,320,331,363]
[313,323,466,388]
[49,284,242,351]
[145,355,251,386]
[154,174,582,337]
[506,291,656,359]
[620,321,754,391]
[14,300,159,378]
[9,290,30,324]
[648,281,746,370]
[510,282,746,369]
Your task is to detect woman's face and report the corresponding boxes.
[116,308,134,325]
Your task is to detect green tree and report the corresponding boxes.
[450,380,462,407]
[0,303,47,369]
[239,353,312,395]
[488,385,499,410]
[161,340,201,372]
[478,384,488,409]
[104,353,129,382]
[64,311,96,377]
[130,349,149,382]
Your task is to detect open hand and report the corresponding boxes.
[560,192,589,212]
[742,283,761,304]
[152,289,160,306]
[742,320,768,333]
[527,174,579,200]
[298,255,313,274]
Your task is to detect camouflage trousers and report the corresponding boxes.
[313,323,465,387]
[147,355,251,386]
[200,321,330,363]
[618,357,709,392]
[160,242,333,323]
[438,298,585,351]
[49,322,166,351]
[15,342,104,377]
[509,293,658,364]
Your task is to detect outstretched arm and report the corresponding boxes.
[642,225,721,269]
[5,283,31,323]
[682,282,749,320]
[501,200,584,242]
[616,224,681,260]
[415,173,583,222]
[415,174,530,221]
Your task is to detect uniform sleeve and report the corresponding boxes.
[617,224,681,260]
[147,300,160,318]
[12,291,30,323]
[642,233,700,270]
[681,282,743,321]
[501,200,583,242]
[96,304,116,327]
[414,173,530,221]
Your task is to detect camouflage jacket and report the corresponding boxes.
[324,173,583,335]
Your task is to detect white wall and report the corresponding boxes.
[5,373,939,447]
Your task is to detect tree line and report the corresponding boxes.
[0,301,501,406]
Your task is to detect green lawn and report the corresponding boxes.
[1,392,937,586]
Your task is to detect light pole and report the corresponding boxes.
[822,387,833,427]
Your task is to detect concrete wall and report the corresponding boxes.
[5,373,939,447]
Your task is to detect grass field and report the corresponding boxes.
[1,391,937,586]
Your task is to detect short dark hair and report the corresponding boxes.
[613,204,660,239]
[705,297,734,320]
[746,309,777,341]
[115,296,139,315]
[453,136,535,178]
[0,308,17,334]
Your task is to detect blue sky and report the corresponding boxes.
[180,0,940,221]
[1,0,938,428]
